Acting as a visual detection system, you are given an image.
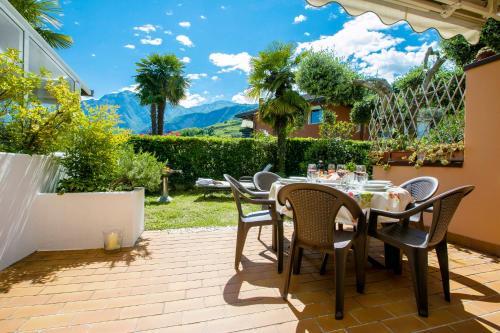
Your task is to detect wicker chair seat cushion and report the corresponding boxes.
[378,224,429,248]
[241,210,274,223]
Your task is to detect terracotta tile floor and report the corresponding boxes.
[1,226,500,333]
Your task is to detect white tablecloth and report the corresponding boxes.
[268,182,413,225]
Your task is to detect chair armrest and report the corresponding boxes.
[240,196,276,207]
[239,176,253,182]
[368,201,433,235]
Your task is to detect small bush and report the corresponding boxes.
[58,105,129,193]
[113,145,163,192]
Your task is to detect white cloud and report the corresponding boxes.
[220,5,226,10]
[180,56,191,63]
[176,35,194,47]
[91,53,96,57]
[200,15,207,20]
[140,36,162,46]
[179,47,186,52]
[187,73,207,80]
[296,12,431,82]
[214,94,224,99]
[117,84,139,93]
[304,32,310,36]
[211,75,219,81]
[232,90,255,104]
[164,30,172,35]
[74,21,80,25]
[133,24,156,33]
[209,52,252,74]
[179,91,206,108]
[361,42,437,81]
[203,90,209,95]
[293,14,307,24]
[328,13,338,20]
[165,10,173,16]
[179,21,191,28]
[305,4,317,10]
[124,44,136,49]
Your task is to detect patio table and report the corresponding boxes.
[269,180,414,270]
[269,181,413,225]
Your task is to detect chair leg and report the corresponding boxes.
[257,226,262,241]
[234,224,250,270]
[354,241,367,294]
[334,248,349,320]
[276,220,284,274]
[436,240,450,302]
[384,243,402,275]
[320,253,329,275]
[293,247,304,275]
[407,248,429,317]
[271,224,277,252]
[416,213,425,231]
[282,236,296,300]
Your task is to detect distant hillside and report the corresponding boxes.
[179,119,243,138]
[83,91,255,133]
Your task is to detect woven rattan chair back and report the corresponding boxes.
[277,183,364,248]
[400,177,439,203]
[225,174,249,219]
[253,171,280,191]
[427,185,474,247]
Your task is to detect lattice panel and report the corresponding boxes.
[369,73,465,146]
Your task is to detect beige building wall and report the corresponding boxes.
[374,56,500,255]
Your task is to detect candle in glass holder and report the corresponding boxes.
[104,231,121,251]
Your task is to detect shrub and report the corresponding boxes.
[0,49,82,154]
[58,105,129,192]
[130,135,371,186]
[113,145,164,192]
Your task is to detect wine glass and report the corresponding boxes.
[327,164,335,176]
[307,164,317,182]
[336,164,347,178]
[355,165,368,188]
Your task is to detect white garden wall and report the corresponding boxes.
[0,153,61,271]
[0,153,145,271]
[34,188,144,250]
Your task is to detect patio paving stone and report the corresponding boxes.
[0,226,499,332]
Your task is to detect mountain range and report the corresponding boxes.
[82,91,256,133]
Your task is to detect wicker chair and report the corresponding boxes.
[254,171,281,240]
[277,183,368,320]
[239,163,273,183]
[224,174,283,273]
[368,185,474,317]
[400,177,439,230]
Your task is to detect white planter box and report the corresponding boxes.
[33,188,145,251]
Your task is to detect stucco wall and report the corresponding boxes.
[254,104,367,139]
[373,56,500,255]
[0,153,61,271]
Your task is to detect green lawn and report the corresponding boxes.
[144,190,245,230]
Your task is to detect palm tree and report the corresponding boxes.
[9,0,73,49]
[135,54,189,135]
[248,42,309,174]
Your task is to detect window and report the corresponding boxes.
[0,8,23,53]
[309,107,323,124]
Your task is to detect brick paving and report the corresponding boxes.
[1,226,500,332]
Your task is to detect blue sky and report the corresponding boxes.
[57,0,440,106]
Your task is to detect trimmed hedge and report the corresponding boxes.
[130,135,371,188]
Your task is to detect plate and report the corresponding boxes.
[363,185,390,192]
[366,180,392,185]
[289,176,307,181]
[279,178,303,184]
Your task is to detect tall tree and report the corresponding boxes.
[248,42,309,174]
[135,54,189,135]
[9,0,73,49]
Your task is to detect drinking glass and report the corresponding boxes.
[355,165,368,187]
[336,164,347,178]
[307,164,317,182]
[327,164,335,176]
